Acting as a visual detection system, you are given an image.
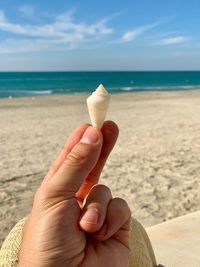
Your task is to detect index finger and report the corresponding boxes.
[76,121,119,201]
[46,126,103,197]
[43,123,90,183]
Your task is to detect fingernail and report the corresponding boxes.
[81,208,99,224]
[80,127,99,144]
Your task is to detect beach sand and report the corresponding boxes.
[1,90,200,246]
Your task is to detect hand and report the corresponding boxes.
[19,121,131,267]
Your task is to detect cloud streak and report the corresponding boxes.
[119,22,159,43]
[0,9,191,54]
[0,9,113,53]
[0,9,113,37]
[156,36,189,45]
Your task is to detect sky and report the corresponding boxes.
[0,0,200,71]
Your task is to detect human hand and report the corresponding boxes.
[19,121,131,267]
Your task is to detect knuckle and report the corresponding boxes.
[91,184,112,198]
[64,148,86,168]
[99,184,112,195]
[63,146,93,174]
[113,197,131,215]
[33,185,66,210]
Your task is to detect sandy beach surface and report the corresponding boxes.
[1,90,200,246]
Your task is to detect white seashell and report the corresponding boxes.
[87,84,110,128]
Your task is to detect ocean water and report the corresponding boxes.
[0,71,200,98]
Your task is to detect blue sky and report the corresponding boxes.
[0,0,200,70]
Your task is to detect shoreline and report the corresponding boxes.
[1,88,200,100]
[1,90,200,246]
[1,88,200,104]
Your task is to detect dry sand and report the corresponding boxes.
[1,90,200,246]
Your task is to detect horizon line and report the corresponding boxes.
[0,70,200,72]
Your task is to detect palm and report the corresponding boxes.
[32,197,130,267]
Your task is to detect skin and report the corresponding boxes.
[19,121,131,267]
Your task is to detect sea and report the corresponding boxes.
[0,71,200,98]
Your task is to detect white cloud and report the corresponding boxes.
[0,9,113,37]
[156,36,189,45]
[0,9,189,54]
[0,9,113,53]
[120,22,158,43]
[122,29,143,42]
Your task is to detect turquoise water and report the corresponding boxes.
[0,71,200,98]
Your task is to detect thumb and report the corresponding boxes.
[46,126,103,198]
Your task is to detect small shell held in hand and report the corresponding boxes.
[87,84,110,128]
